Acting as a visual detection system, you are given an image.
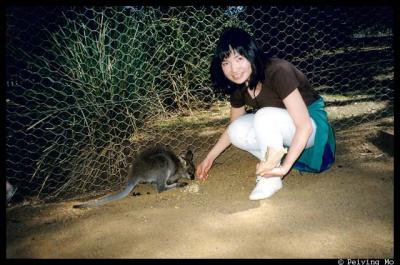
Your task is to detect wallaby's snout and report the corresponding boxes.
[186,160,195,180]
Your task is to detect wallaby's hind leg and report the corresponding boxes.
[156,181,188,193]
[155,169,180,192]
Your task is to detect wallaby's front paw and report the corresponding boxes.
[177,182,188,187]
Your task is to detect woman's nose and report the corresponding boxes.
[230,62,239,72]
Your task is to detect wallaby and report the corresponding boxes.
[73,146,195,208]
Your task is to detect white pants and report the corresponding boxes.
[227,107,317,161]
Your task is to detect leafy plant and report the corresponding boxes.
[12,6,248,200]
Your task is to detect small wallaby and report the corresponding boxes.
[73,146,195,208]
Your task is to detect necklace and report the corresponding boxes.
[248,83,261,109]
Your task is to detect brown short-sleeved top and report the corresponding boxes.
[229,58,320,109]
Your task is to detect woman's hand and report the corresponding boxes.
[196,107,242,181]
[256,163,291,179]
[196,157,214,181]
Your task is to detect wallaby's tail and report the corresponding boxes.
[73,178,139,208]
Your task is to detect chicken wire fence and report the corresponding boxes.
[6,6,394,204]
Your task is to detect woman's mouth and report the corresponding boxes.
[232,73,244,81]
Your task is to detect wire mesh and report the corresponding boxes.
[6,6,394,204]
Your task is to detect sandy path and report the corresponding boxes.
[6,143,393,258]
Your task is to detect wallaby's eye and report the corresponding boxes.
[180,157,187,165]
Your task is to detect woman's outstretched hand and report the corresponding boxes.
[196,157,214,181]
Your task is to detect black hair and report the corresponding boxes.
[210,27,268,95]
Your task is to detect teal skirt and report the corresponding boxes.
[293,97,336,173]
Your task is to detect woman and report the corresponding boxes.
[196,27,335,200]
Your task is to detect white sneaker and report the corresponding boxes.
[249,176,282,200]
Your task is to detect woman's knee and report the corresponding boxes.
[253,107,283,125]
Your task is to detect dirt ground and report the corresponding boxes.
[6,123,394,258]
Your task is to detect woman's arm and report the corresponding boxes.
[205,106,245,160]
[281,88,313,172]
[196,106,246,180]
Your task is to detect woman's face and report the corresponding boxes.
[221,49,252,85]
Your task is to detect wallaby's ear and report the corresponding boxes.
[185,150,193,161]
